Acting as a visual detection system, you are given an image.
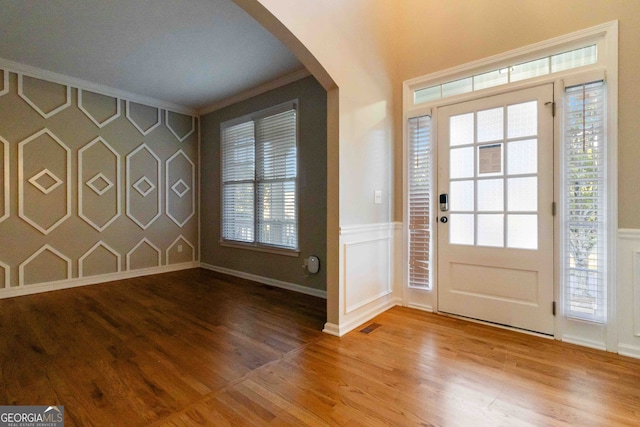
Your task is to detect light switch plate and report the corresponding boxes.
[374,190,382,204]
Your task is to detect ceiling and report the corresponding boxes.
[0,0,304,112]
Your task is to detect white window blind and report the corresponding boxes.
[563,80,606,322]
[222,121,255,243]
[256,109,298,248]
[408,115,432,289]
[221,104,298,250]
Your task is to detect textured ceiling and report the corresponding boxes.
[0,0,304,111]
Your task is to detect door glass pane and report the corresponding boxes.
[477,179,504,211]
[508,177,537,211]
[508,214,537,249]
[478,143,503,176]
[450,214,474,245]
[477,107,504,142]
[450,147,474,179]
[477,214,504,247]
[450,180,474,211]
[507,139,537,175]
[450,113,474,146]
[507,101,537,138]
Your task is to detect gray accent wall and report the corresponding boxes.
[0,70,198,290]
[200,76,327,293]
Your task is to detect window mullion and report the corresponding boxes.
[254,122,259,245]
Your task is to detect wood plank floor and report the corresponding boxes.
[1,268,639,426]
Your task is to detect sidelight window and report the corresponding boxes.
[563,81,607,322]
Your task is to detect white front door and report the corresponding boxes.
[437,85,555,334]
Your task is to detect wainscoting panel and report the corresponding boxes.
[328,223,400,336]
[618,229,640,358]
[344,236,391,313]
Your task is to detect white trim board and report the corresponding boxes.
[200,262,327,299]
[618,344,640,360]
[0,262,198,299]
[0,135,9,224]
[78,136,122,232]
[126,237,161,270]
[18,128,72,235]
[340,222,395,236]
[18,74,71,119]
[78,89,122,128]
[618,229,640,239]
[165,111,196,142]
[323,296,401,337]
[404,21,616,90]
[167,235,196,264]
[125,144,162,230]
[0,68,8,96]
[0,57,197,116]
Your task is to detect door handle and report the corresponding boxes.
[440,216,448,223]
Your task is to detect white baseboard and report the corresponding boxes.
[200,262,327,299]
[326,297,401,337]
[561,335,607,351]
[617,344,640,360]
[322,322,340,336]
[0,261,199,299]
[407,302,434,312]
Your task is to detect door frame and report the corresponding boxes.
[402,22,618,347]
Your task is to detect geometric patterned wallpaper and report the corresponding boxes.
[0,68,198,290]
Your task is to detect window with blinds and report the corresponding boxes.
[563,81,606,322]
[408,115,432,289]
[221,103,298,250]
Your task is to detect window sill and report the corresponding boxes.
[219,240,300,257]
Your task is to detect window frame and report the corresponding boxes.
[219,100,300,256]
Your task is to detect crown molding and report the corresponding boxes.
[199,67,310,116]
[0,56,197,116]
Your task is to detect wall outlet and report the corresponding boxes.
[177,244,183,253]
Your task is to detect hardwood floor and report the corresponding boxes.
[1,269,639,426]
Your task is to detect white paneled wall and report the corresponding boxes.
[324,223,401,336]
[617,229,640,358]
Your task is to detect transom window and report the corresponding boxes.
[221,101,298,250]
[413,44,598,105]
